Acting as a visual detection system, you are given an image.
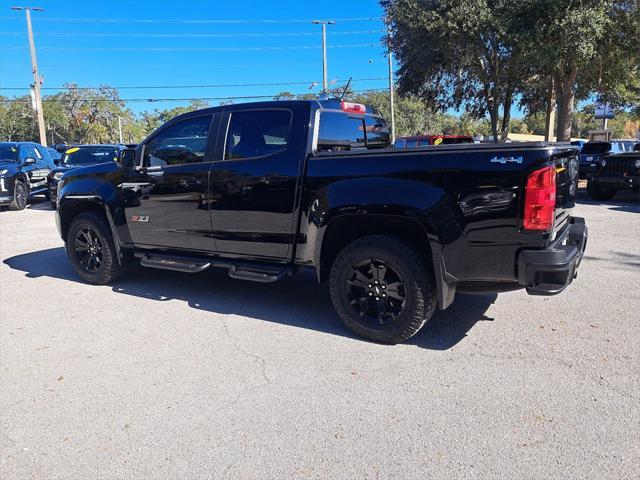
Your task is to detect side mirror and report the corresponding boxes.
[119,148,137,168]
[24,157,36,165]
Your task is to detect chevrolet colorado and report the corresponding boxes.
[56,99,587,343]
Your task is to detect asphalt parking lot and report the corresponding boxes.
[1,189,638,480]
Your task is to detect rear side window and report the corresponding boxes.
[144,115,212,166]
[318,112,389,152]
[224,110,291,160]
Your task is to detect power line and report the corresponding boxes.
[0,77,387,91]
[0,29,385,38]
[1,88,389,103]
[0,15,382,24]
[1,43,379,52]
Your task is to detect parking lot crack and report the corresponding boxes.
[222,319,271,386]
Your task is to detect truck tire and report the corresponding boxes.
[587,181,616,201]
[66,211,124,285]
[8,180,28,211]
[329,235,436,344]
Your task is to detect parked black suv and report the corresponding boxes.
[48,144,126,207]
[587,152,640,200]
[0,142,54,210]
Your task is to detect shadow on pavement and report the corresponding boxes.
[575,188,639,213]
[3,246,496,350]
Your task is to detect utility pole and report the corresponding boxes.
[11,6,47,146]
[312,20,335,94]
[386,27,396,144]
[118,116,123,144]
[543,76,555,142]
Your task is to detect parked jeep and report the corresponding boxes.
[587,152,640,200]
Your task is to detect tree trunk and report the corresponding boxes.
[499,87,513,143]
[555,66,578,141]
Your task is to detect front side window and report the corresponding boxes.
[405,139,418,148]
[144,115,212,167]
[224,110,291,160]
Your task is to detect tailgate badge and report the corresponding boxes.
[490,155,523,165]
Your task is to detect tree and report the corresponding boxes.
[382,0,531,142]
[519,0,640,140]
[138,99,210,137]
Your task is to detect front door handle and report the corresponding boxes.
[258,174,288,185]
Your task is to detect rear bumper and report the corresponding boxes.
[517,217,588,295]
[590,174,639,190]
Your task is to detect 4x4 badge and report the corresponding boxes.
[490,156,523,164]
[130,215,149,222]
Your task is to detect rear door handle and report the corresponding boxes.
[258,174,288,185]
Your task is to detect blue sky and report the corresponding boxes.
[0,0,391,113]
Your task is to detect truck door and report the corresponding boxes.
[209,107,307,259]
[119,113,218,252]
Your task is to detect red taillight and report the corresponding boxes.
[523,165,556,231]
[340,101,366,114]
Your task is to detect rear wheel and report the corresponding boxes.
[329,235,436,344]
[9,180,28,211]
[66,212,124,284]
[587,181,616,201]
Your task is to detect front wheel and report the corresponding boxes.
[329,235,436,344]
[587,181,616,201]
[9,180,28,210]
[66,212,124,284]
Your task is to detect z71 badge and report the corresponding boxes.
[490,155,523,165]
[130,215,150,222]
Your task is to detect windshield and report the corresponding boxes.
[62,146,117,165]
[0,145,18,162]
[582,142,611,154]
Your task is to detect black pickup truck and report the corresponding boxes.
[56,99,587,343]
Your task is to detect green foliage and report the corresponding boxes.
[382,0,532,142]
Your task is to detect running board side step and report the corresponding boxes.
[138,254,211,273]
[228,265,290,283]
[135,252,293,283]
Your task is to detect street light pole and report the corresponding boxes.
[387,27,396,145]
[312,20,335,94]
[11,6,47,146]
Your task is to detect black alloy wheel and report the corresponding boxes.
[66,211,125,284]
[74,227,104,273]
[329,235,436,344]
[346,258,407,326]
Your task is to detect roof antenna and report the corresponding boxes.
[339,77,352,101]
